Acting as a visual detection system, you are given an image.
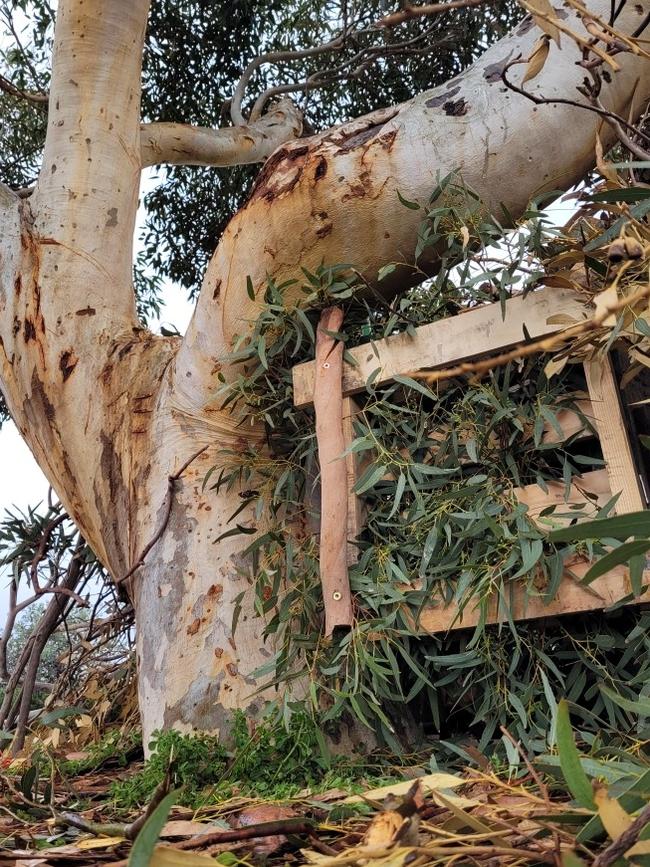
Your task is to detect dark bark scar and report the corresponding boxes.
[314,156,327,180]
[59,349,78,382]
[444,98,468,116]
[23,318,36,342]
[426,85,461,108]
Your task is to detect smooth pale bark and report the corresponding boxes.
[0,0,648,747]
[141,100,303,167]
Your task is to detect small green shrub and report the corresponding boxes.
[111,728,228,808]
[110,710,393,809]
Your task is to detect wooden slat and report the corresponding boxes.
[584,357,645,513]
[424,398,595,454]
[314,308,353,634]
[293,287,586,408]
[417,468,643,632]
[514,468,611,529]
[418,559,650,633]
[541,399,594,444]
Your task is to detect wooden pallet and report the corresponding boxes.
[295,288,649,631]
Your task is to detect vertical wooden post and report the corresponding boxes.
[342,397,365,567]
[314,308,354,635]
[584,356,645,514]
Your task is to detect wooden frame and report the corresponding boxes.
[293,288,650,632]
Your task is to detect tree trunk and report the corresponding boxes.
[0,0,648,747]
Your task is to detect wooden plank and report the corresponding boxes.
[424,398,595,454]
[293,287,586,408]
[584,357,645,513]
[541,399,594,444]
[314,308,353,634]
[417,559,650,633]
[514,468,611,529]
[342,397,365,566]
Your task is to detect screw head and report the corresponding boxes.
[332,591,342,601]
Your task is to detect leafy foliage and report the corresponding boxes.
[208,172,650,759]
[109,710,393,809]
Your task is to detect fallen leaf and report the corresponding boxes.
[343,772,465,804]
[625,840,650,857]
[297,787,349,801]
[160,820,221,838]
[76,836,126,850]
[342,773,479,807]
[236,804,297,857]
[594,785,632,840]
[148,845,221,866]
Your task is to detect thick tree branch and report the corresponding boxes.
[140,99,302,168]
[174,0,650,409]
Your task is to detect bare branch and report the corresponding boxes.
[501,58,650,146]
[250,26,456,121]
[9,539,85,754]
[29,513,66,593]
[233,12,458,125]
[231,35,347,125]
[378,0,495,27]
[140,99,303,168]
[0,72,48,109]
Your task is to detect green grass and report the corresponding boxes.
[109,710,396,810]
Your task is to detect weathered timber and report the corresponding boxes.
[292,287,587,408]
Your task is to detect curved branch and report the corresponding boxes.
[501,58,650,144]
[250,25,455,120]
[174,0,650,406]
[231,36,346,125]
[0,73,48,109]
[140,99,303,168]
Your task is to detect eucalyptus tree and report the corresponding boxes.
[0,0,647,747]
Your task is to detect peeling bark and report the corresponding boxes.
[0,0,648,745]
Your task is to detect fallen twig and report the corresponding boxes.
[592,801,650,867]
[174,817,316,850]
